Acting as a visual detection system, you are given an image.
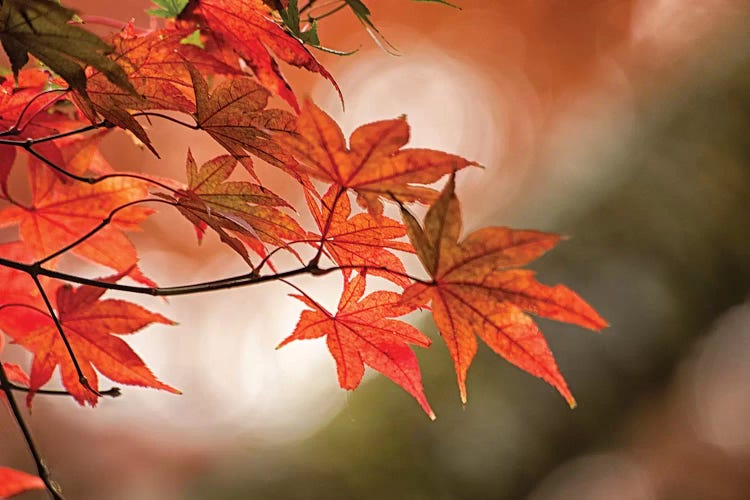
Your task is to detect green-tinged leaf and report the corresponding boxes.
[0,0,135,95]
[148,0,190,18]
[180,29,204,48]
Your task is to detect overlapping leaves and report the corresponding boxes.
[279,101,477,215]
[0,0,607,427]
[0,155,155,286]
[183,0,340,111]
[304,184,414,287]
[0,278,178,406]
[0,0,134,95]
[278,273,434,418]
[164,150,305,265]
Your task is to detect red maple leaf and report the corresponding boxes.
[304,184,414,287]
[278,100,478,215]
[183,0,340,111]
[0,159,155,286]
[75,23,243,154]
[401,175,607,405]
[0,278,179,406]
[278,273,434,418]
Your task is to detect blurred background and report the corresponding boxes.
[3,0,750,498]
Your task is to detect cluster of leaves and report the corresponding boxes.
[0,0,605,497]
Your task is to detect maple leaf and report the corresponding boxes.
[0,241,41,308]
[2,363,30,387]
[0,279,179,406]
[166,151,305,265]
[0,0,135,96]
[0,467,45,498]
[278,100,478,215]
[0,145,14,199]
[72,24,241,156]
[0,160,155,286]
[149,0,190,18]
[0,68,63,133]
[278,273,434,418]
[183,0,340,111]
[305,184,414,287]
[400,175,607,406]
[188,65,298,179]
[0,69,69,196]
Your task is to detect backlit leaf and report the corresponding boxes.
[401,175,607,405]
[278,273,434,418]
[279,100,477,215]
[0,278,179,406]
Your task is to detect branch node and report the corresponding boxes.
[79,376,102,397]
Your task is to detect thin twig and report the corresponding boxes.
[0,363,64,499]
[35,199,175,265]
[8,383,121,398]
[23,145,180,193]
[131,112,201,130]
[30,274,100,398]
[0,257,429,296]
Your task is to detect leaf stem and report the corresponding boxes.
[10,88,69,135]
[309,186,346,268]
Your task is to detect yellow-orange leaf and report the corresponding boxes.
[166,151,305,265]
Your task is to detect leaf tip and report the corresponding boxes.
[459,387,468,405]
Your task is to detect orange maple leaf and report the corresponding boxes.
[401,175,607,406]
[0,160,155,286]
[0,467,45,498]
[188,65,297,179]
[166,151,305,265]
[0,69,69,197]
[0,279,178,406]
[0,242,42,308]
[304,184,414,287]
[278,273,435,418]
[279,101,478,215]
[75,23,243,154]
[0,68,63,133]
[184,0,340,111]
